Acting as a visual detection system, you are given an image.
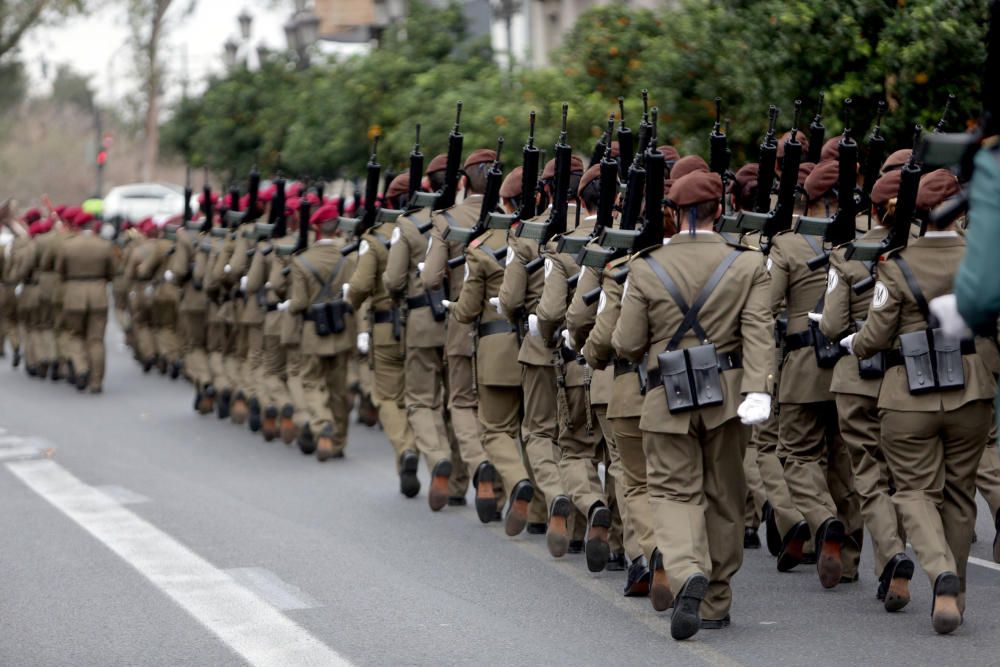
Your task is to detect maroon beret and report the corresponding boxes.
[310,203,340,226]
[820,137,841,162]
[386,173,410,200]
[670,171,723,208]
[541,155,585,180]
[670,155,710,181]
[500,166,523,199]
[776,130,810,161]
[578,164,602,197]
[870,170,902,208]
[464,149,496,170]
[916,168,960,211]
[804,160,839,201]
[658,145,681,164]
[427,153,448,174]
[882,149,911,174]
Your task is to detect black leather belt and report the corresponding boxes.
[265,302,279,312]
[65,275,106,281]
[407,293,429,309]
[647,350,743,389]
[613,357,638,378]
[784,330,813,352]
[478,320,515,337]
[373,309,396,324]
[884,339,977,368]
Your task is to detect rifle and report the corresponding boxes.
[407,123,423,207]
[446,137,509,269]
[934,93,956,133]
[616,96,634,181]
[339,135,382,255]
[808,93,825,164]
[183,167,193,224]
[520,102,572,273]
[200,168,213,234]
[861,100,887,227]
[801,98,859,270]
[848,125,923,293]
[754,105,779,214]
[296,198,310,244]
[637,89,652,155]
[437,102,464,210]
[519,111,541,220]
[272,177,287,239]
[767,99,804,239]
[710,97,732,214]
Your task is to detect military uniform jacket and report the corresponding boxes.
[265,234,300,344]
[348,223,399,349]
[56,232,114,312]
[173,229,209,314]
[142,238,182,307]
[288,239,356,356]
[451,229,521,387]
[499,219,551,367]
[852,234,996,412]
[566,232,614,404]
[383,208,446,349]
[820,226,888,398]
[124,239,155,310]
[582,253,641,419]
[768,230,834,404]
[422,195,484,357]
[232,223,264,326]
[33,231,60,302]
[535,207,588,387]
[613,232,774,435]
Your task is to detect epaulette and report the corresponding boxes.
[880,246,904,262]
[725,239,754,252]
[628,244,660,262]
[773,229,794,238]
[606,254,630,270]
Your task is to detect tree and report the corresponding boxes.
[0,0,86,63]
[49,63,93,111]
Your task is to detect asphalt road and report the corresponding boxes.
[2,327,1000,667]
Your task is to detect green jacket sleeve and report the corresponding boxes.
[956,146,1000,334]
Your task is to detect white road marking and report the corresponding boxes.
[969,556,1000,573]
[95,484,150,505]
[8,459,353,667]
[0,445,47,461]
[226,568,321,611]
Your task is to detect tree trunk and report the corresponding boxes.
[141,0,170,182]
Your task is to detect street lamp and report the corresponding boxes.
[238,9,253,40]
[223,38,239,68]
[284,3,321,69]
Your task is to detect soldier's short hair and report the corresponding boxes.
[464,162,490,195]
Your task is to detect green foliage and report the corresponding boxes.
[161,0,991,181]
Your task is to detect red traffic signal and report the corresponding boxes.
[96,150,108,166]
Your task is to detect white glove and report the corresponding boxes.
[127,290,136,303]
[441,299,453,310]
[737,392,771,426]
[357,332,370,354]
[527,313,539,336]
[417,261,425,274]
[488,296,503,315]
[163,269,175,283]
[561,329,575,351]
[929,294,968,339]
[807,311,823,323]
[144,285,154,298]
[264,281,272,289]
[342,283,350,300]
[14,283,23,297]
[223,263,232,274]
[276,300,291,312]
[839,333,856,356]
[239,275,248,292]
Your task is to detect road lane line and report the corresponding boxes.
[969,556,1000,573]
[7,459,354,667]
[226,568,322,611]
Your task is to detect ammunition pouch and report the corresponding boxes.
[373,307,402,341]
[613,357,638,378]
[898,330,938,394]
[854,320,885,379]
[297,255,348,338]
[426,286,448,322]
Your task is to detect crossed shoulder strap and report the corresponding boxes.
[643,249,743,351]
[893,256,933,325]
[298,255,346,301]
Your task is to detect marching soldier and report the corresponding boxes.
[613,170,774,640]
[172,219,215,413]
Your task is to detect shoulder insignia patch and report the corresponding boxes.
[872,281,889,310]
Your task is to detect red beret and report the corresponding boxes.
[309,203,339,226]
[286,182,303,199]
[73,212,94,229]
[239,194,250,210]
[776,130,810,161]
[669,171,723,208]
[870,170,901,208]
[669,155,710,181]
[257,185,276,203]
[500,166,523,199]
[541,156,585,180]
[882,149,911,174]
[62,207,82,225]
[820,137,841,162]
[22,208,42,224]
[386,173,410,200]
[427,153,448,174]
[197,192,220,205]
[306,192,321,206]
[464,149,496,170]
[285,197,301,215]
[577,164,602,197]
[28,220,43,236]
[804,160,839,201]
[54,204,67,217]
[798,161,816,187]
[916,169,960,211]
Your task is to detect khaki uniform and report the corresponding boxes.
[233,224,267,411]
[288,238,357,451]
[48,231,73,376]
[56,231,114,390]
[536,212,605,520]
[422,196,486,475]
[769,231,861,562]
[203,229,236,397]
[125,238,157,366]
[820,226,904,576]
[853,234,996,606]
[1,235,31,358]
[32,230,60,370]
[613,232,773,620]
[347,221,416,465]
[172,226,212,391]
[383,210,453,473]
[578,250,656,563]
[451,229,527,504]
[208,227,246,405]
[138,237,182,370]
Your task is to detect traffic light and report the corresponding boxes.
[97,150,108,166]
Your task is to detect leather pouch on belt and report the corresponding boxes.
[931,328,965,392]
[811,321,846,369]
[688,343,724,408]
[310,302,332,337]
[900,330,936,394]
[657,349,696,413]
[426,286,448,322]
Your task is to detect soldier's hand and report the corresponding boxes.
[14,283,22,297]
[164,269,175,283]
[488,296,503,315]
[441,299,452,310]
[357,332,370,354]
[223,264,232,274]
[737,393,771,425]
[276,300,291,312]
[929,294,968,338]
[561,329,574,352]
[839,333,856,356]
[239,275,248,292]
[527,314,539,336]
[342,284,350,300]
[806,312,823,324]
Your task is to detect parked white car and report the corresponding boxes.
[102,183,196,223]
